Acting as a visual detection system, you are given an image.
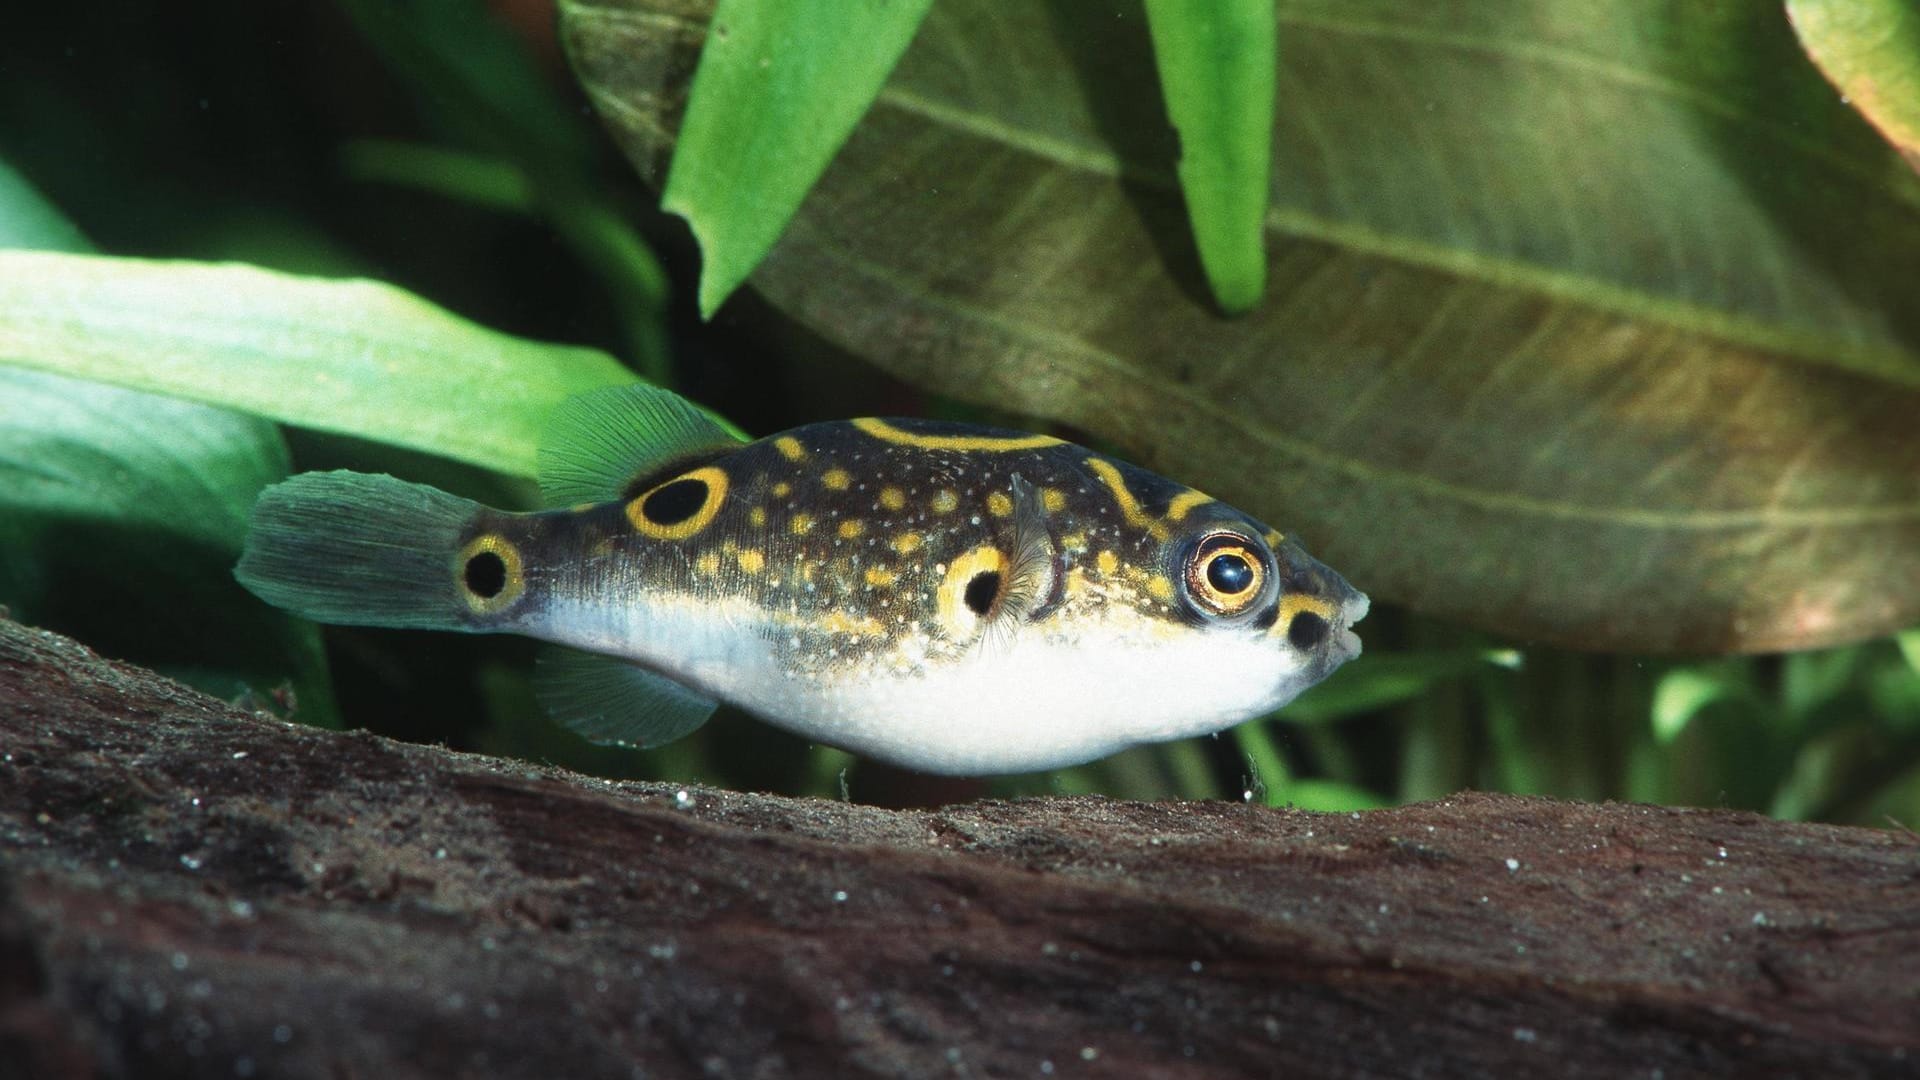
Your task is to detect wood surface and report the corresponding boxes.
[1,617,1915,1078]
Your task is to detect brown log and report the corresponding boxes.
[1,616,1915,1079]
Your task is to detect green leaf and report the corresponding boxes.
[656,0,936,318]
[1144,0,1274,313]
[564,0,1920,653]
[1789,0,1920,172]
[1277,648,1520,725]
[1275,779,1387,812]
[0,164,332,722]
[0,251,638,481]
[338,0,673,381]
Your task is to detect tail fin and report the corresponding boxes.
[235,471,481,630]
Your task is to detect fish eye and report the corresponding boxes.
[1183,531,1268,618]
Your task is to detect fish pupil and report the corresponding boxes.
[643,477,709,525]
[1206,553,1254,594]
[464,551,507,598]
[1287,611,1329,649]
[963,570,1001,616]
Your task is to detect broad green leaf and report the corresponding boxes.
[0,164,332,722]
[0,251,637,481]
[1144,0,1275,312]
[657,0,936,317]
[563,0,1920,653]
[1789,0,1920,172]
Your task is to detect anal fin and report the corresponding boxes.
[533,646,718,749]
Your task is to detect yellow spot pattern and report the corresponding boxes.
[879,486,907,510]
[775,436,806,461]
[986,491,1013,518]
[1041,488,1066,513]
[1095,550,1119,576]
[931,490,959,514]
[838,519,864,539]
[749,506,767,528]
[773,481,792,497]
[853,417,1061,452]
[822,468,851,491]
[891,532,923,555]
[864,566,896,588]
[694,552,721,576]
[1146,575,1175,601]
[790,512,816,535]
[737,549,766,574]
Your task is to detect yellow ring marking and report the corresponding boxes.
[837,519,865,539]
[458,533,525,615]
[1085,458,1170,542]
[879,486,907,511]
[853,417,1061,452]
[822,467,852,491]
[775,436,807,461]
[626,465,729,540]
[986,491,1013,518]
[936,545,1009,639]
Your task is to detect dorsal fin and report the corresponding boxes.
[989,473,1062,629]
[537,385,743,507]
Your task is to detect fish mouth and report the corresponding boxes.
[1334,589,1370,661]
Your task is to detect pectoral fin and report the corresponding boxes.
[991,474,1062,627]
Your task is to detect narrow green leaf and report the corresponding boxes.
[1144,0,1275,313]
[1276,779,1387,812]
[660,0,936,317]
[0,252,638,481]
[1277,648,1520,725]
[1650,669,1731,745]
[1789,0,1920,172]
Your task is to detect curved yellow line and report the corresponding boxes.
[458,533,525,615]
[853,416,1060,452]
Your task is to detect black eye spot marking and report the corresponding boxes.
[1252,603,1281,631]
[464,551,507,598]
[643,477,708,526]
[964,570,1001,616]
[1288,610,1330,650]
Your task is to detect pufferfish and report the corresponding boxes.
[235,385,1367,775]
